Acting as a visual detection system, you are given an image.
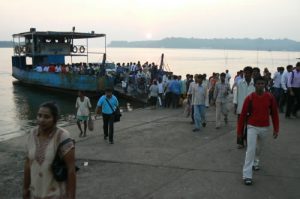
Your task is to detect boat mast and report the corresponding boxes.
[31,29,35,66]
[86,38,89,64]
[159,53,164,70]
[105,35,107,55]
[71,26,75,65]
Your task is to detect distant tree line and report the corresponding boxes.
[0,41,13,48]
[108,37,300,51]
[3,38,300,51]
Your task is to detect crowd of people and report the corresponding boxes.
[141,62,299,185]
[23,62,300,198]
[32,62,107,76]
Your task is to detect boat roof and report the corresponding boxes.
[13,31,105,39]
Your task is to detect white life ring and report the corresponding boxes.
[79,46,85,53]
[72,46,78,53]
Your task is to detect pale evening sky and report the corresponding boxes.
[0,0,299,42]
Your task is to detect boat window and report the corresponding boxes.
[26,57,32,65]
[64,37,71,44]
[25,38,32,44]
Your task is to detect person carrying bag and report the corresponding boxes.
[95,88,120,144]
[105,98,122,122]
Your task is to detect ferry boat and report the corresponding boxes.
[12,28,114,94]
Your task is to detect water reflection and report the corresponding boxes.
[12,81,79,124]
[0,81,143,141]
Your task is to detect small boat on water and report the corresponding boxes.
[12,28,115,95]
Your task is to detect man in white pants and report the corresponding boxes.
[237,76,279,185]
[213,73,230,129]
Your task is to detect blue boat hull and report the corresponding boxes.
[12,66,113,92]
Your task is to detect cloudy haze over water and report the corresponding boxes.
[0,0,300,42]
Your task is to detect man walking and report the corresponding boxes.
[286,62,300,118]
[280,65,293,113]
[272,67,284,106]
[188,75,209,132]
[237,76,279,185]
[235,66,255,148]
[95,88,119,144]
[213,73,230,129]
[225,69,231,86]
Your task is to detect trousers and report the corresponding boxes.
[242,125,268,179]
[215,101,228,128]
[193,104,206,129]
[102,113,114,142]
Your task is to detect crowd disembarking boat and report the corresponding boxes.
[11,28,174,103]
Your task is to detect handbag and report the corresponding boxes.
[88,116,94,131]
[52,138,78,182]
[105,98,122,122]
[113,107,122,122]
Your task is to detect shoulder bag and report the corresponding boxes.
[105,98,122,122]
[52,138,79,182]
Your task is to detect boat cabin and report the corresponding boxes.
[12,28,106,69]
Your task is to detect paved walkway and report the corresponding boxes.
[1,106,300,199]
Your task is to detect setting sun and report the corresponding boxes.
[146,33,152,39]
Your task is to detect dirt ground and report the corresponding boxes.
[0,142,24,198]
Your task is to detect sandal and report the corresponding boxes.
[244,178,253,185]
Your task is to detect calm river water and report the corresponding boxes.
[0,47,299,141]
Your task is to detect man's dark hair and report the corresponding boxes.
[252,67,260,73]
[220,72,226,77]
[296,62,300,67]
[254,76,265,85]
[244,66,253,73]
[105,88,113,92]
[286,65,293,70]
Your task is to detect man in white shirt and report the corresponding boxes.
[272,67,284,106]
[34,65,43,72]
[235,67,255,115]
[188,75,209,132]
[55,65,62,73]
[214,73,230,129]
[235,66,255,148]
[225,69,231,86]
[157,78,164,107]
[43,65,49,72]
[130,63,137,73]
[280,65,293,113]
[286,62,300,118]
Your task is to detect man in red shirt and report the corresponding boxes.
[237,76,279,185]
